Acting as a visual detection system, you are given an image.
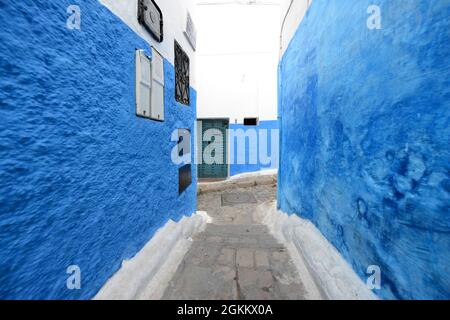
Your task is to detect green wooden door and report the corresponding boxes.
[198,119,228,179]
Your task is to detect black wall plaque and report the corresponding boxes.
[179,164,192,194]
[138,0,164,43]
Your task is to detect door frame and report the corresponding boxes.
[197,118,230,180]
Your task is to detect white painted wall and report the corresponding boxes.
[100,0,198,88]
[196,1,280,122]
[279,0,312,57]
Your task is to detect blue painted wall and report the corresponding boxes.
[278,0,450,299]
[0,0,197,299]
[229,120,279,176]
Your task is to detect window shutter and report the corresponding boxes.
[135,50,152,118]
[151,47,164,121]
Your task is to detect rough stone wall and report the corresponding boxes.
[278,0,450,299]
[0,0,197,299]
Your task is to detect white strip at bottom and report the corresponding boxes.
[253,202,379,300]
[94,211,211,300]
[228,169,278,181]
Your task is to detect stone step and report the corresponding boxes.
[202,223,271,236]
[194,224,283,249]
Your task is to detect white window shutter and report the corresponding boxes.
[135,50,152,118]
[151,47,165,121]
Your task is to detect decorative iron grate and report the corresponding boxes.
[175,41,190,105]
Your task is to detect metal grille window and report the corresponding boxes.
[174,41,190,105]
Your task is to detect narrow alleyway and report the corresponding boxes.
[162,183,318,300]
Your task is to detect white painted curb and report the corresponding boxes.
[94,211,211,300]
[253,202,379,300]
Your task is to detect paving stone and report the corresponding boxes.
[217,248,235,266]
[167,265,237,300]
[184,245,221,267]
[221,192,257,206]
[237,268,259,287]
[163,183,312,300]
[257,271,274,288]
[271,250,289,263]
[236,249,254,268]
[255,250,270,268]
[241,287,273,300]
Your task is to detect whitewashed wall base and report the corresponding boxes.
[94,211,211,300]
[254,202,379,300]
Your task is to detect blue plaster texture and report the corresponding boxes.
[0,0,197,299]
[278,0,450,299]
[229,120,279,176]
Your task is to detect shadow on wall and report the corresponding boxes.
[278,0,450,299]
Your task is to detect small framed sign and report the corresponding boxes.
[138,0,163,43]
[184,11,197,51]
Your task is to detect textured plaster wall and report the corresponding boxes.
[229,120,279,176]
[278,0,450,299]
[0,0,197,299]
